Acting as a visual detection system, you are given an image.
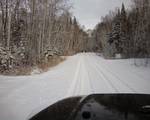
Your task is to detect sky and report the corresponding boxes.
[70,0,131,30]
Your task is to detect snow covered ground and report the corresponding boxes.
[0,53,150,120]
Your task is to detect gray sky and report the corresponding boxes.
[71,0,131,29]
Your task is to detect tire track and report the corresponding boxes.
[82,55,95,93]
[65,55,82,97]
[93,55,137,93]
[86,54,119,93]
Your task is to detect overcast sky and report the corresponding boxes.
[70,0,131,30]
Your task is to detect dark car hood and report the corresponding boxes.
[29,94,150,120]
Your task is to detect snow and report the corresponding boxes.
[0,53,150,120]
[30,67,42,75]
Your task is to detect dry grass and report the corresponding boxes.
[37,56,65,72]
[0,56,65,76]
[1,65,33,76]
[14,66,33,75]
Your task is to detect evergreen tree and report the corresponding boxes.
[120,3,128,57]
[108,4,128,57]
[110,9,122,54]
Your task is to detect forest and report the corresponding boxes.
[0,0,89,74]
[92,0,150,60]
[0,0,150,74]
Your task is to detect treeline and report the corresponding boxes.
[0,0,88,73]
[93,0,150,59]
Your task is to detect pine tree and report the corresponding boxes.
[111,9,122,54]
[109,4,129,57]
[120,3,128,57]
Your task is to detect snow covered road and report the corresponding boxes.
[0,53,150,120]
